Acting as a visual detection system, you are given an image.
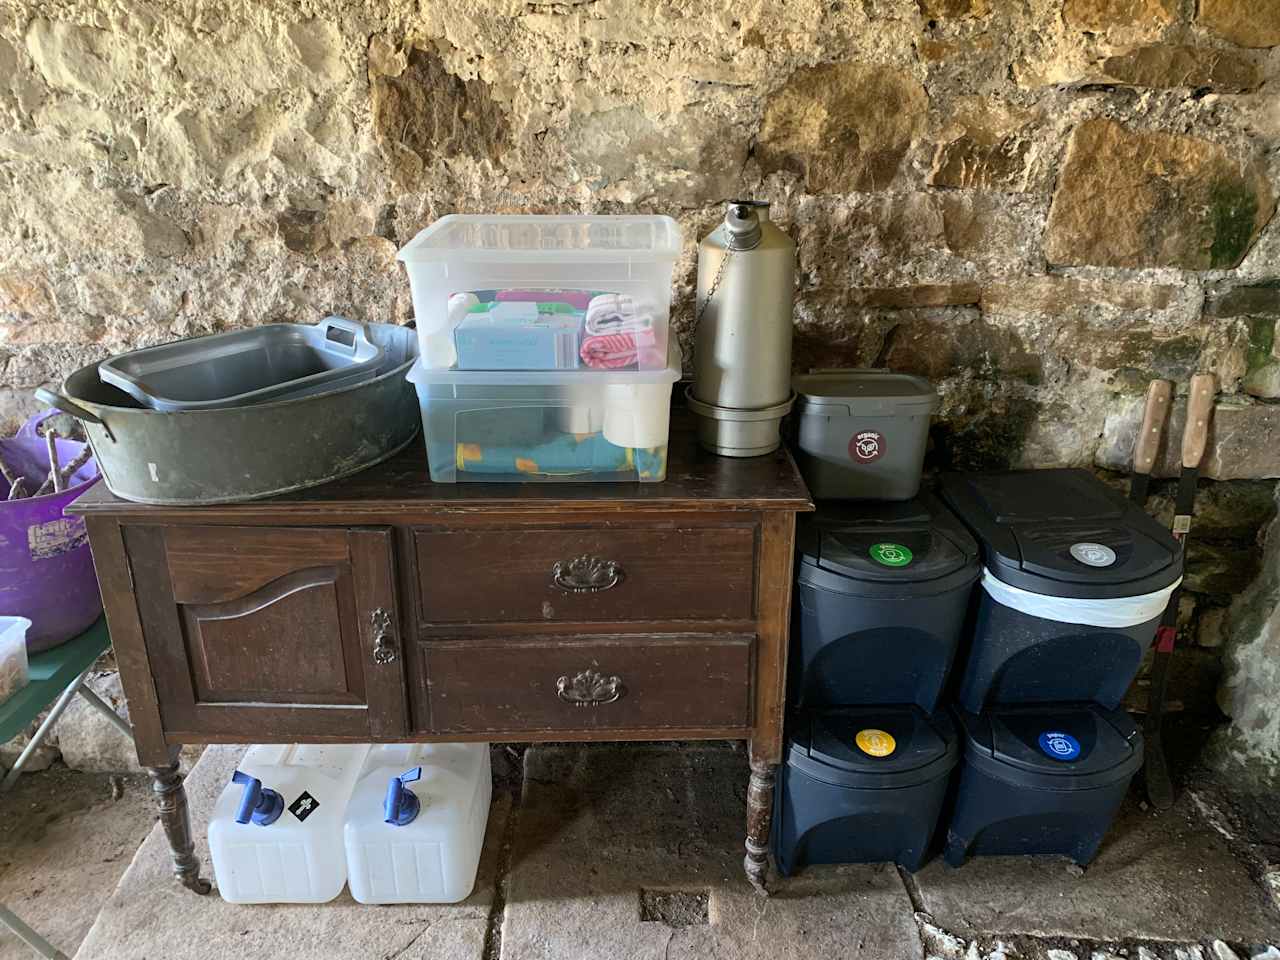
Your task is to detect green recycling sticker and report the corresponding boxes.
[870,542,913,567]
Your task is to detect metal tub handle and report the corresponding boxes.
[34,385,114,441]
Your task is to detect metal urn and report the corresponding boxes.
[687,200,796,457]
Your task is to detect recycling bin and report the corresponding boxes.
[792,370,939,500]
[939,469,1182,713]
[943,702,1142,866]
[793,495,980,713]
[773,705,959,874]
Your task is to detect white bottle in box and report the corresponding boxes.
[344,743,492,904]
[208,743,370,904]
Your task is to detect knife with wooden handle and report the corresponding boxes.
[1129,379,1172,506]
[1144,372,1217,813]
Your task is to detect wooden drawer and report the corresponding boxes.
[414,524,756,624]
[417,634,754,734]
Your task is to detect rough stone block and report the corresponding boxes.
[501,742,923,960]
[1063,0,1177,31]
[371,47,510,190]
[757,62,927,193]
[1198,0,1280,47]
[56,670,141,774]
[1146,480,1278,543]
[918,0,989,17]
[914,791,1280,942]
[1099,45,1263,93]
[1044,119,1275,270]
[1206,282,1280,319]
[1098,396,1280,480]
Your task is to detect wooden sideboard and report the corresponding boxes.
[70,417,813,894]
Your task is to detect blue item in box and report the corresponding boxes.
[454,301,584,370]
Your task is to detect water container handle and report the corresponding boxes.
[383,767,423,827]
[232,770,283,826]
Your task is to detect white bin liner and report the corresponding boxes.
[981,567,1180,629]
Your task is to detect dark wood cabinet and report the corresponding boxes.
[73,416,811,895]
[123,525,406,741]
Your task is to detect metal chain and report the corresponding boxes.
[693,229,757,330]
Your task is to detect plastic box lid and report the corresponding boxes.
[793,370,939,417]
[955,702,1143,790]
[786,706,959,790]
[797,495,980,598]
[407,339,683,387]
[397,215,683,264]
[938,468,1182,599]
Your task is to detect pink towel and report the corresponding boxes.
[580,329,661,369]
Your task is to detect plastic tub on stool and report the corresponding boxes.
[939,469,1182,713]
[208,743,371,903]
[793,495,979,713]
[792,371,939,500]
[944,703,1142,866]
[344,742,492,904]
[773,706,959,875]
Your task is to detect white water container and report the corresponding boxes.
[344,743,492,904]
[208,743,370,904]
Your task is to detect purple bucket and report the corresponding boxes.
[0,411,103,653]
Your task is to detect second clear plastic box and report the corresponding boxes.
[396,214,683,373]
[407,342,681,483]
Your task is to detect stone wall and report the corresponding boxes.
[0,0,1277,773]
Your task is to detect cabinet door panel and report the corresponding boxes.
[180,566,363,704]
[126,524,405,740]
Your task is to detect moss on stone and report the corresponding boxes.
[1246,317,1276,374]
[1209,179,1261,269]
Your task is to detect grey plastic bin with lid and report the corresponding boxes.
[773,705,960,874]
[792,371,939,500]
[793,495,980,713]
[943,702,1143,866]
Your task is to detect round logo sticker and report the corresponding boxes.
[870,542,913,567]
[1070,542,1117,567]
[856,729,897,757]
[849,430,886,463]
[1038,731,1081,761]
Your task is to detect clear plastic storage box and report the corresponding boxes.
[396,215,683,373]
[408,341,681,483]
[0,617,30,705]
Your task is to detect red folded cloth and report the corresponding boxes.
[579,329,661,369]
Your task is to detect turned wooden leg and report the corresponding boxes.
[744,757,777,897]
[147,761,211,895]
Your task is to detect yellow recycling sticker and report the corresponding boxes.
[855,728,897,757]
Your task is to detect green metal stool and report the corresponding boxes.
[0,619,132,959]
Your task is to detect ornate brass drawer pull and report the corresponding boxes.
[371,607,397,665]
[551,555,623,593]
[556,670,624,707]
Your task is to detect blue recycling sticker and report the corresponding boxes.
[1039,731,1081,761]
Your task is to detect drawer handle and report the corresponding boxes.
[552,555,623,593]
[556,670,624,707]
[371,607,397,665]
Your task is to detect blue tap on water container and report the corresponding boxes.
[231,770,284,826]
[384,767,423,826]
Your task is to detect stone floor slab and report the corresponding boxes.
[74,745,508,960]
[914,793,1280,944]
[0,768,155,960]
[499,742,922,960]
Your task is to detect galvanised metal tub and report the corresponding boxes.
[35,323,420,506]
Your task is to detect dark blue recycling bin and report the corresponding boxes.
[773,706,959,874]
[943,702,1142,866]
[792,495,980,713]
[939,469,1182,712]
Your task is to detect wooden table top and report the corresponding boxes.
[70,412,814,519]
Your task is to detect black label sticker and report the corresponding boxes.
[289,791,319,822]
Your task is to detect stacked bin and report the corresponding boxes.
[938,469,1182,865]
[774,372,980,875]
